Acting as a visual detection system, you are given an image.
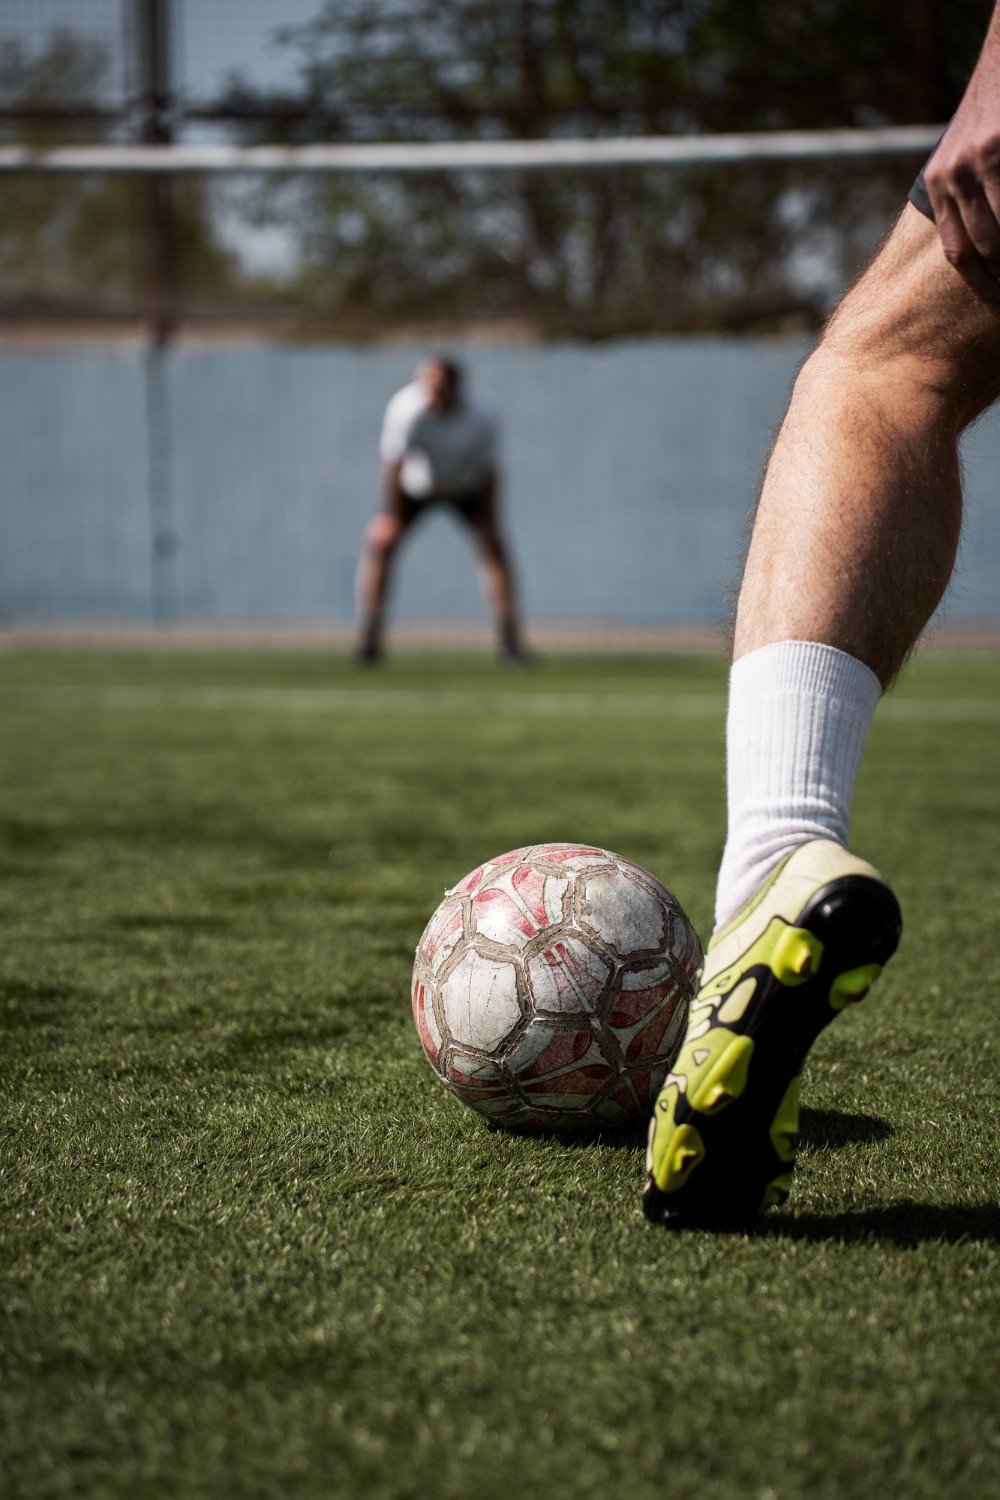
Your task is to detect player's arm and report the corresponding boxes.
[377,387,414,520]
[924,0,1000,304]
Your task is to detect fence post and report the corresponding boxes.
[136,0,177,621]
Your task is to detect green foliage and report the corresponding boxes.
[262,0,991,136]
[3,1,996,332]
[227,0,993,334]
[0,30,254,321]
[1,647,998,1499]
[0,173,246,318]
[0,29,108,114]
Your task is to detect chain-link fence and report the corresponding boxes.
[1,1,987,339]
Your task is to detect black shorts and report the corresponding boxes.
[908,130,946,223]
[397,486,488,528]
[908,166,935,222]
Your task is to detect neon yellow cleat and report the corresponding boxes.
[643,840,901,1226]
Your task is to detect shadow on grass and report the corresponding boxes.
[799,1107,894,1148]
[510,1110,1000,1247]
[498,1118,648,1150]
[0,978,96,1026]
[522,1107,894,1155]
[758,1202,1000,1248]
[641,1202,1000,1248]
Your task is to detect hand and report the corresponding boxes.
[924,37,1000,305]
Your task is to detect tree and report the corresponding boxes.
[6,2,993,334]
[215,0,992,336]
[0,29,252,326]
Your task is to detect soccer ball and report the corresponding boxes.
[411,843,702,1132]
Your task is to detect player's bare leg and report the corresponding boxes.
[735,207,1000,685]
[355,512,406,662]
[645,206,1000,1224]
[470,518,527,664]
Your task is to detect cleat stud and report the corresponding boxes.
[761,1172,793,1208]
[689,1035,754,1115]
[651,1124,706,1192]
[770,925,823,985]
[769,1077,801,1164]
[830,962,882,1011]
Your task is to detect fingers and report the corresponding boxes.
[931,192,1000,304]
[926,142,1000,305]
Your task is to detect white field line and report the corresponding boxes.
[0,685,999,721]
[0,685,722,717]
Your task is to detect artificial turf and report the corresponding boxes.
[1,647,998,1500]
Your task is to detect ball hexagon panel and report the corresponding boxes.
[577,868,670,957]
[436,950,524,1053]
[418,895,467,977]
[525,933,612,1014]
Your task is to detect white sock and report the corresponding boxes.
[714,640,882,931]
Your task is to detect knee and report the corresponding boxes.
[809,210,1000,427]
[802,323,998,436]
[366,512,404,555]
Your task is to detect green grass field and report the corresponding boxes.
[2,646,998,1500]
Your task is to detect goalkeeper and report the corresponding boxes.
[355,357,527,664]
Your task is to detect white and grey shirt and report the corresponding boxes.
[379,381,497,499]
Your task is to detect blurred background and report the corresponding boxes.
[2,0,998,644]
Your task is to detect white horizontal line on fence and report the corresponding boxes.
[0,126,943,175]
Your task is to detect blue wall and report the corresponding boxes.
[3,338,999,628]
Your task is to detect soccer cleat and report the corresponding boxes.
[354,637,383,666]
[643,839,901,1226]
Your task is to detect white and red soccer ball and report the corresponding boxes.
[411,843,702,1132]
